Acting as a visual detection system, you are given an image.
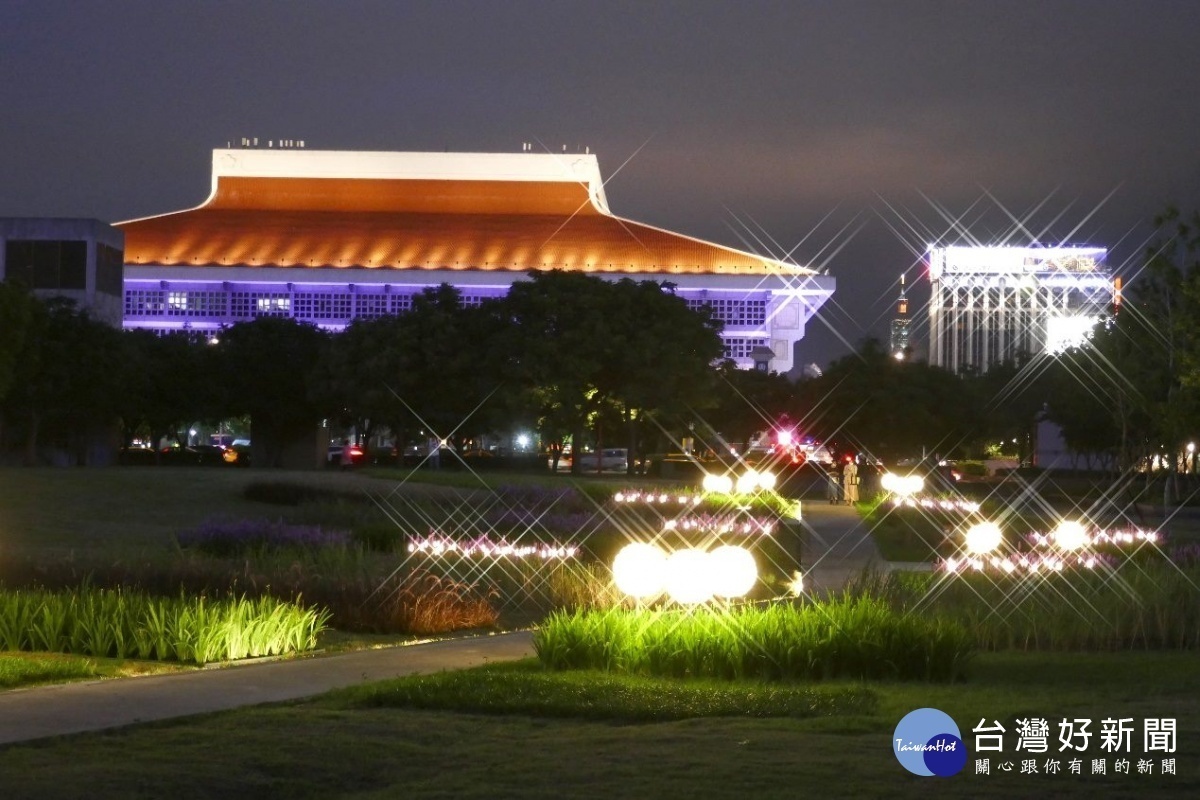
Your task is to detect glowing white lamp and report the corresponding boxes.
[881,472,923,497]
[1053,520,1089,551]
[663,548,714,604]
[736,470,760,495]
[757,471,777,491]
[707,545,758,599]
[702,474,733,494]
[612,543,667,599]
[964,522,1003,555]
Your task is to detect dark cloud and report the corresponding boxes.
[3,0,1198,365]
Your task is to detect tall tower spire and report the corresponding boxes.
[890,272,911,359]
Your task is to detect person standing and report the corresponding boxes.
[340,439,355,471]
[842,457,859,505]
[826,464,842,504]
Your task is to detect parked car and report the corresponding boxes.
[576,448,629,472]
[223,439,252,466]
[190,444,230,466]
[327,443,365,466]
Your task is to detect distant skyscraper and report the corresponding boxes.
[927,245,1112,374]
[889,273,911,359]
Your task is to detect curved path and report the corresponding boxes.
[0,630,534,746]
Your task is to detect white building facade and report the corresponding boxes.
[927,245,1112,374]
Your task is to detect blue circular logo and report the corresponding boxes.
[893,708,966,777]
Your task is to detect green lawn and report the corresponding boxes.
[0,465,631,556]
[0,467,304,555]
[0,650,1195,798]
[0,651,186,689]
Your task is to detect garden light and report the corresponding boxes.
[881,472,924,497]
[702,470,776,496]
[964,522,1003,555]
[1052,520,1089,551]
[612,543,668,599]
[408,535,578,560]
[736,470,759,495]
[702,474,734,494]
[707,545,758,598]
[611,543,762,603]
[664,549,714,604]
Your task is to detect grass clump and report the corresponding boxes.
[329,570,499,635]
[0,587,329,665]
[857,565,1200,651]
[337,659,879,722]
[534,598,974,682]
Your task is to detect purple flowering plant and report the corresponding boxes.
[177,517,353,557]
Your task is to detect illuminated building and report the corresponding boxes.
[0,218,124,327]
[927,245,1112,374]
[889,272,911,359]
[117,147,835,372]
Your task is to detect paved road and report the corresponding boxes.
[0,630,534,746]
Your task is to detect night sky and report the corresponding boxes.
[3,1,1199,367]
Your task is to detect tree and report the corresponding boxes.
[118,330,220,455]
[1042,208,1200,489]
[972,356,1051,465]
[703,360,796,456]
[2,298,125,464]
[213,317,328,468]
[310,314,410,446]
[387,285,508,454]
[0,281,36,404]
[797,338,971,463]
[497,271,723,472]
[599,279,723,469]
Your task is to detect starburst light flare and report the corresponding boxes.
[964,521,1003,555]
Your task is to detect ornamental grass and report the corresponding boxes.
[0,587,328,665]
[534,597,974,682]
[0,554,496,636]
[848,564,1200,651]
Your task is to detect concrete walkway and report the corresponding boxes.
[796,500,886,594]
[0,630,534,746]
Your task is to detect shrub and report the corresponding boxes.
[323,570,498,635]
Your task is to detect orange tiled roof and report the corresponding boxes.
[119,175,810,276]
